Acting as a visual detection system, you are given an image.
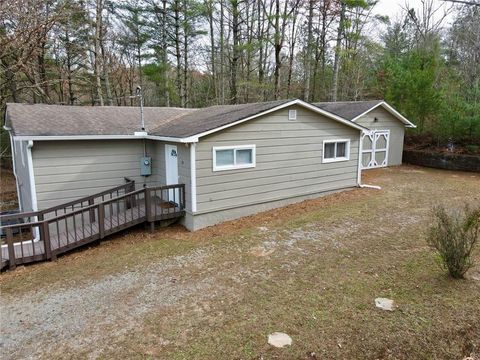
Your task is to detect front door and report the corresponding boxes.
[165,144,179,203]
[361,130,389,169]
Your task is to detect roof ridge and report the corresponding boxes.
[149,99,292,134]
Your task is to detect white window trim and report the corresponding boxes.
[322,139,351,163]
[212,145,256,171]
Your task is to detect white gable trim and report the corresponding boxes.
[351,101,416,128]
[182,99,366,142]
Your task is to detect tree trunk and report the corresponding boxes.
[273,0,281,100]
[207,0,217,102]
[182,0,188,107]
[331,1,345,102]
[65,30,75,105]
[162,0,170,106]
[173,0,183,107]
[286,7,298,98]
[303,0,314,101]
[219,0,225,104]
[230,0,240,104]
[94,0,104,106]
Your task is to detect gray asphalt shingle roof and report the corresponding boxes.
[149,99,291,138]
[5,99,379,138]
[4,103,194,136]
[313,100,383,120]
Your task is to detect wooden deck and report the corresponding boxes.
[1,183,185,270]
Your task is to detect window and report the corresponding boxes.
[322,139,350,163]
[213,145,256,171]
[288,109,297,120]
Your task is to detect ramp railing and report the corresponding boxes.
[1,183,185,270]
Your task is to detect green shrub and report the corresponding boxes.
[427,205,480,279]
[465,144,479,154]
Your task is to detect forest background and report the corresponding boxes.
[1,0,479,156]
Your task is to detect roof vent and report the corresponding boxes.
[288,109,297,121]
[133,86,146,133]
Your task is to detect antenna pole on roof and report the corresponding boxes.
[136,86,145,131]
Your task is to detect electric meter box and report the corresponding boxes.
[140,156,152,176]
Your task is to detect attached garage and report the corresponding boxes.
[314,100,416,169]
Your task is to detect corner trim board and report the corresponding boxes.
[190,143,197,213]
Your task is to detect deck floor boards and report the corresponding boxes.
[2,203,182,267]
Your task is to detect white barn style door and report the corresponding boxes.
[165,144,179,203]
[361,130,390,169]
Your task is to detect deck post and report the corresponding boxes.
[181,184,186,210]
[145,188,152,220]
[145,188,154,231]
[88,198,95,222]
[6,227,16,270]
[40,221,53,261]
[98,203,105,239]
[125,182,134,209]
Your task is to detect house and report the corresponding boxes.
[314,100,415,168]
[4,99,414,231]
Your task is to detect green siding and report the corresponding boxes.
[355,107,406,166]
[195,105,360,214]
[33,140,159,209]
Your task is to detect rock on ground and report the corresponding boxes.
[375,297,396,311]
[268,332,292,348]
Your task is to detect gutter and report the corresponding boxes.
[13,134,198,143]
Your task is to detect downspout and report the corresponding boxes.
[356,130,362,186]
[26,140,39,212]
[190,142,197,213]
[26,140,40,239]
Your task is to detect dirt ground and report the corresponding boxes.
[0,167,18,211]
[0,165,479,359]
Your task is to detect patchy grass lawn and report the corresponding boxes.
[1,166,479,359]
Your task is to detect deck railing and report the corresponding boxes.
[1,183,185,270]
[0,179,136,224]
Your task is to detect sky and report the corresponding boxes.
[371,0,455,38]
[373,0,455,23]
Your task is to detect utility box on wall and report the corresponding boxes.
[140,156,152,176]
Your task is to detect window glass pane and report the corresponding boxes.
[216,149,234,166]
[324,143,335,158]
[236,149,253,164]
[336,142,347,157]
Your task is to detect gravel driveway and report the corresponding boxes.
[1,166,479,359]
[1,248,219,359]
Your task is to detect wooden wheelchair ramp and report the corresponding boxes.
[0,182,185,270]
